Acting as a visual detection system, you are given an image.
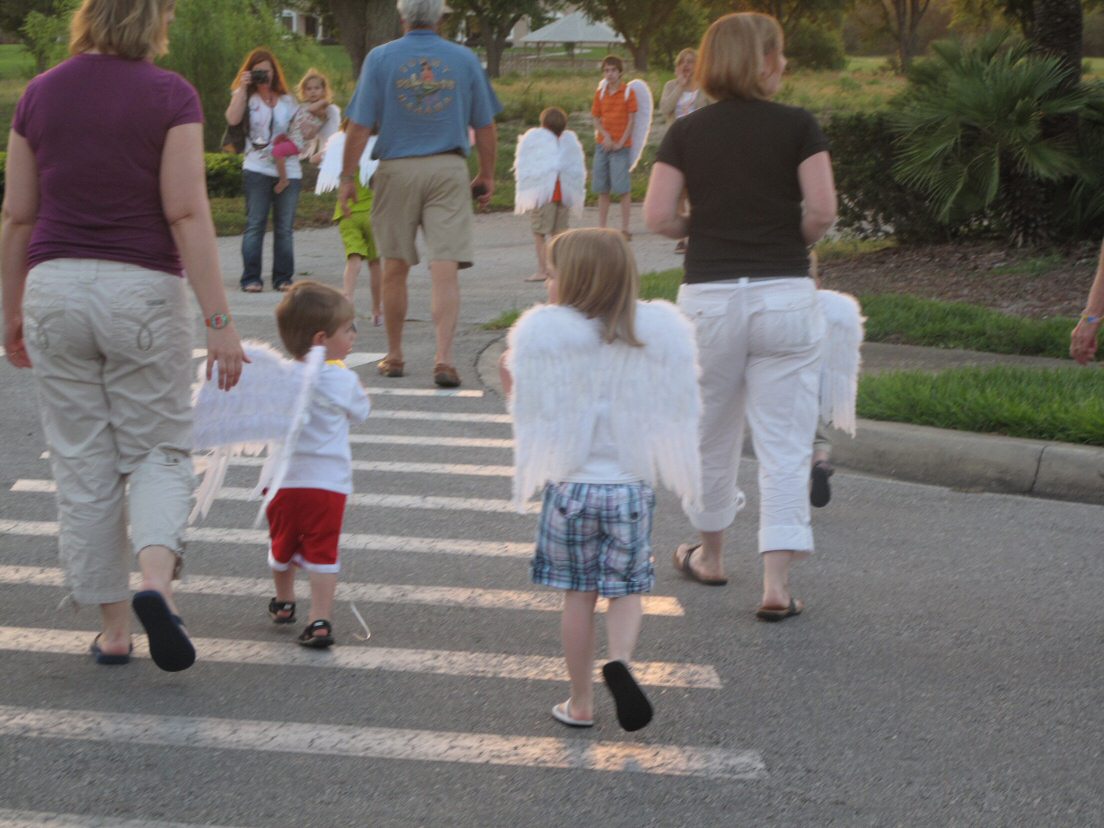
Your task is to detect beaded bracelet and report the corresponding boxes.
[1082,313,1102,324]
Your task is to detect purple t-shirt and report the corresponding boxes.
[13,54,203,277]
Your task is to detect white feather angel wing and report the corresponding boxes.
[190,341,326,524]
[315,132,379,194]
[626,79,653,171]
[558,130,587,212]
[513,127,559,214]
[817,290,865,437]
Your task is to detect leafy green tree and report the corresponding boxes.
[577,0,683,69]
[20,0,77,73]
[326,0,400,73]
[892,33,1095,244]
[448,0,555,77]
[161,0,328,150]
[0,0,56,58]
[653,0,710,69]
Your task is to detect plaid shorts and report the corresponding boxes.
[531,481,656,597]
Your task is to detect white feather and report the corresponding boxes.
[315,132,379,194]
[513,128,587,216]
[816,290,865,436]
[507,301,702,513]
[189,341,326,524]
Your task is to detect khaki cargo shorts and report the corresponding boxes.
[371,153,474,269]
[530,201,570,237]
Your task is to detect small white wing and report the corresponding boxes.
[315,133,379,194]
[513,127,560,214]
[558,130,587,213]
[817,290,865,437]
[627,79,653,171]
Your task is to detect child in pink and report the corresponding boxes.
[272,69,334,193]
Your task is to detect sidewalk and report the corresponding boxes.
[217,209,1104,506]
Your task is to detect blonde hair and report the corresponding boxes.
[297,67,333,103]
[675,48,697,69]
[696,13,783,102]
[547,228,642,347]
[276,281,355,359]
[70,0,174,60]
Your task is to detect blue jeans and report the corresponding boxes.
[241,170,301,288]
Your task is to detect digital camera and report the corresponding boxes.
[250,69,269,85]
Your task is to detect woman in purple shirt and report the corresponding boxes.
[1,0,245,672]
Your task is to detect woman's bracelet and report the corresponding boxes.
[1081,312,1102,325]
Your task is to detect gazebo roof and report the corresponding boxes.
[519,11,624,45]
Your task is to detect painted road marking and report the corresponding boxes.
[0,519,533,559]
[0,565,683,617]
[0,810,242,827]
[13,481,532,514]
[368,410,510,424]
[0,705,763,781]
[224,457,513,478]
[0,628,720,689]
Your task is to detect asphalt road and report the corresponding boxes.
[0,216,1101,825]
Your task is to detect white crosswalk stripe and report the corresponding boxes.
[13,480,533,514]
[0,364,764,809]
[0,809,243,828]
[0,519,534,559]
[0,628,720,688]
[0,705,764,781]
[0,565,684,616]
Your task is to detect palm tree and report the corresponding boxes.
[891,33,1093,245]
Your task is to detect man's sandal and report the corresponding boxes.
[268,598,296,624]
[297,619,334,648]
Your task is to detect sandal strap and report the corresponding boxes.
[305,619,331,634]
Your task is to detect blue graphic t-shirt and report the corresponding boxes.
[347,29,502,160]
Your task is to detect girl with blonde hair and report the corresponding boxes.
[500,228,703,731]
[644,12,838,620]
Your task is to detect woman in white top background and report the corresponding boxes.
[658,49,708,254]
[225,48,302,293]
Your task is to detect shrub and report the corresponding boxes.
[786,21,847,71]
[204,153,242,197]
[823,111,947,242]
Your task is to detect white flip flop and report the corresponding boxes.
[551,700,593,728]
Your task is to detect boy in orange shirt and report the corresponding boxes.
[591,56,637,239]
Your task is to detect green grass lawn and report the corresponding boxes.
[857,366,1104,445]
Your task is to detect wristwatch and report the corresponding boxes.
[206,312,232,330]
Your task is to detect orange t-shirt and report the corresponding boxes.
[592,84,638,147]
[552,179,562,203]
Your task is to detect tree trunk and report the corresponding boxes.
[484,32,507,78]
[628,37,650,71]
[1031,0,1083,90]
[329,0,401,74]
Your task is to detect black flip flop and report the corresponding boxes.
[756,597,804,622]
[602,660,653,732]
[89,634,132,666]
[672,544,728,586]
[132,590,196,672]
[810,461,834,508]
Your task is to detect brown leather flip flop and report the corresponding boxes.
[672,543,728,586]
[756,597,804,622]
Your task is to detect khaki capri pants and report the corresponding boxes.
[22,259,194,606]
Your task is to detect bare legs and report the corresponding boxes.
[560,592,643,721]
[597,194,633,236]
[429,260,459,368]
[343,255,383,325]
[686,531,801,610]
[271,567,337,639]
[530,233,549,280]
[379,258,459,370]
[96,544,181,657]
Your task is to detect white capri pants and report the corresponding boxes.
[678,277,825,553]
[22,259,194,606]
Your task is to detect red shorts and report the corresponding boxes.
[265,488,347,573]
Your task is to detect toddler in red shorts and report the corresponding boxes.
[267,281,371,647]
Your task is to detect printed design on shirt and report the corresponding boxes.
[396,58,456,114]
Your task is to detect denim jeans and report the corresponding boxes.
[241,170,301,288]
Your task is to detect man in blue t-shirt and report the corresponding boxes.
[339,0,502,389]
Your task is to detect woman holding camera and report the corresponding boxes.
[225,48,301,292]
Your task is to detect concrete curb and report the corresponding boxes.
[475,336,1104,507]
